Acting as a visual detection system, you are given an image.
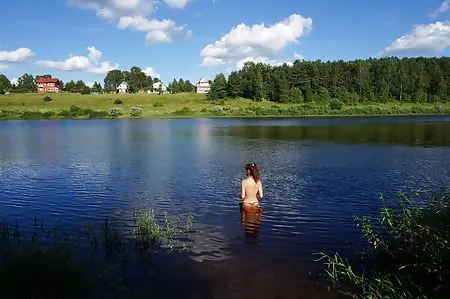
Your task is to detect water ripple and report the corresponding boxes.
[0,117,449,267]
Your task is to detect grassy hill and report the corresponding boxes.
[1,92,450,120]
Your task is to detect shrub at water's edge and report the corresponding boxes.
[0,210,195,299]
[315,189,450,299]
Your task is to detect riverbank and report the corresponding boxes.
[1,93,450,120]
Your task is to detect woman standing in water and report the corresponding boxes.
[240,163,264,237]
[241,163,264,205]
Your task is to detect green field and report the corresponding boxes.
[1,92,450,120]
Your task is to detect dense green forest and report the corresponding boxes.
[3,56,450,106]
[208,57,450,104]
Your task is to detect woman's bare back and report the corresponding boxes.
[241,177,263,204]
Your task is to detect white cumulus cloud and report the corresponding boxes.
[88,61,118,74]
[0,47,34,62]
[199,57,225,67]
[67,0,157,19]
[431,0,450,17]
[118,16,190,44]
[224,56,292,73]
[67,0,190,45]
[379,21,450,56]
[0,64,8,71]
[164,0,191,9]
[36,56,91,71]
[36,46,118,74]
[87,46,103,63]
[200,14,312,67]
[143,67,160,78]
[236,56,292,70]
[10,78,19,86]
[293,52,304,60]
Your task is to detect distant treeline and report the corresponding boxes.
[0,67,194,94]
[0,73,99,94]
[208,57,450,104]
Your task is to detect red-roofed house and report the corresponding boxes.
[36,78,62,93]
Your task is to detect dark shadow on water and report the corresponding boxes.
[239,203,263,241]
[0,213,342,299]
[141,251,343,299]
[220,120,450,147]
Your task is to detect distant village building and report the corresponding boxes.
[36,78,61,93]
[196,77,210,94]
[152,81,168,94]
[117,82,129,94]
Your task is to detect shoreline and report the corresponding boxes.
[1,111,450,121]
[1,92,450,121]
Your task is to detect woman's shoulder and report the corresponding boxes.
[242,178,253,184]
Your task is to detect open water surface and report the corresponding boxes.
[0,116,449,298]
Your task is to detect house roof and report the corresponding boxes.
[197,78,210,85]
[153,81,167,88]
[36,78,59,83]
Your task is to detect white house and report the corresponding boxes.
[196,77,210,94]
[117,82,129,94]
[152,81,168,94]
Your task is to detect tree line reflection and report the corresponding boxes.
[223,121,450,147]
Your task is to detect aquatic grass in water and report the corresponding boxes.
[0,210,195,299]
[0,218,92,299]
[133,209,194,255]
[315,188,450,299]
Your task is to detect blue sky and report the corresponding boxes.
[1,0,450,87]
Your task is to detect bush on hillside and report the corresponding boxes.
[329,99,344,110]
[130,106,143,117]
[80,86,91,95]
[110,107,122,117]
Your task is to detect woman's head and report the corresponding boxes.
[245,163,260,182]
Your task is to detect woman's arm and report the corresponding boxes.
[241,180,246,199]
[258,181,264,199]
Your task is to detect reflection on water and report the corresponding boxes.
[222,120,450,147]
[186,223,233,263]
[239,203,263,240]
[0,117,449,298]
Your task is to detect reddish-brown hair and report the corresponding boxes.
[245,163,260,182]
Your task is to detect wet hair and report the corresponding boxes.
[245,163,260,182]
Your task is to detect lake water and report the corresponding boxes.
[1,116,449,298]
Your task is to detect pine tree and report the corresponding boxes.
[227,71,241,98]
[209,73,227,99]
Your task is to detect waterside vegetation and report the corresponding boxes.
[1,92,450,120]
[315,189,450,299]
[0,210,194,299]
[2,56,450,119]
